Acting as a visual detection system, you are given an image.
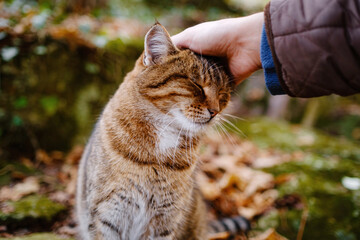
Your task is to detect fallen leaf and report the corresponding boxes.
[250,228,288,240]
[36,149,52,165]
[0,177,40,201]
[208,231,230,240]
[66,145,84,165]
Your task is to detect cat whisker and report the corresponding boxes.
[212,124,232,149]
[206,62,218,72]
[215,121,238,148]
[158,104,179,121]
[158,118,177,138]
[156,105,181,140]
[185,129,192,165]
[187,129,192,164]
[172,125,184,163]
[222,113,245,121]
[218,116,246,138]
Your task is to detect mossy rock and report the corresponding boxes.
[0,233,74,240]
[232,117,360,161]
[0,195,66,230]
[262,159,360,240]
[232,118,360,239]
[0,162,38,187]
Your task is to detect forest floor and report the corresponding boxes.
[1,118,359,240]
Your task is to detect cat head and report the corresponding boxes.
[134,23,233,133]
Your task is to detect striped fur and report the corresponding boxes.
[209,216,251,236]
[76,23,233,240]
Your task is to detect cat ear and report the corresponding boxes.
[143,23,177,66]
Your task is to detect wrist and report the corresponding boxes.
[232,12,263,63]
[226,12,264,82]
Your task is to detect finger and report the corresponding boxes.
[171,32,191,49]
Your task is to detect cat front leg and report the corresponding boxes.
[150,234,177,240]
[94,217,123,240]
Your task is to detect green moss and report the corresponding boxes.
[231,118,360,239]
[266,159,360,239]
[0,233,74,240]
[232,118,360,161]
[0,162,38,187]
[0,195,66,223]
[0,37,142,156]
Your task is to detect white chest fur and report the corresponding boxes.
[156,126,181,153]
[154,108,201,154]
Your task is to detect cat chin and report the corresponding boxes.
[170,108,208,133]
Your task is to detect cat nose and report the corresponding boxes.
[208,109,219,118]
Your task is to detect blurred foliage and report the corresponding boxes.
[232,118,360,240]
[0,233,74,240]
[0,0,267,159]
[0,0,360,239]
[0,161,38,187]
[233,75,360,143]
[0,194,66,234]
[0,195,66,222]
[233,118,360,160]
[0,38,142,159]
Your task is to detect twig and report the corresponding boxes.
[296,200,309,240]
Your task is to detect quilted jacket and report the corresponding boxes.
[261,0,360,97]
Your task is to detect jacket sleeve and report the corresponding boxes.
[264,0,360,97]
[260,24,285,95]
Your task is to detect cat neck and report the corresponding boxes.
[99,84,200,171]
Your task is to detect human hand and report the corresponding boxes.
[171,12,264,84]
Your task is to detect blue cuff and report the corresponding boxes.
[260,24,285,95]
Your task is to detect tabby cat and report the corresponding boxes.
[76,23,238,240]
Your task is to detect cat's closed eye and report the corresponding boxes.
[189,79,205,95]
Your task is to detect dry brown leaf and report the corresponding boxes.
[36,149,53,165]
[197,172,221,200]
[237,207,257,220]
[208,231,230,240]
[218,173,240,190]
[252,155,287,169]
[49,191,71,204]
[66,145,84,165]
[51,151,65,162]
[65,166,78,195]
[250,228,288,240]
[241,170,274,197]
[213,196,238,216]
[0,177,40,201]
[274,174,294,185]
[20,157,34,169]
[238,189,278,219]
[197,132,280,221]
